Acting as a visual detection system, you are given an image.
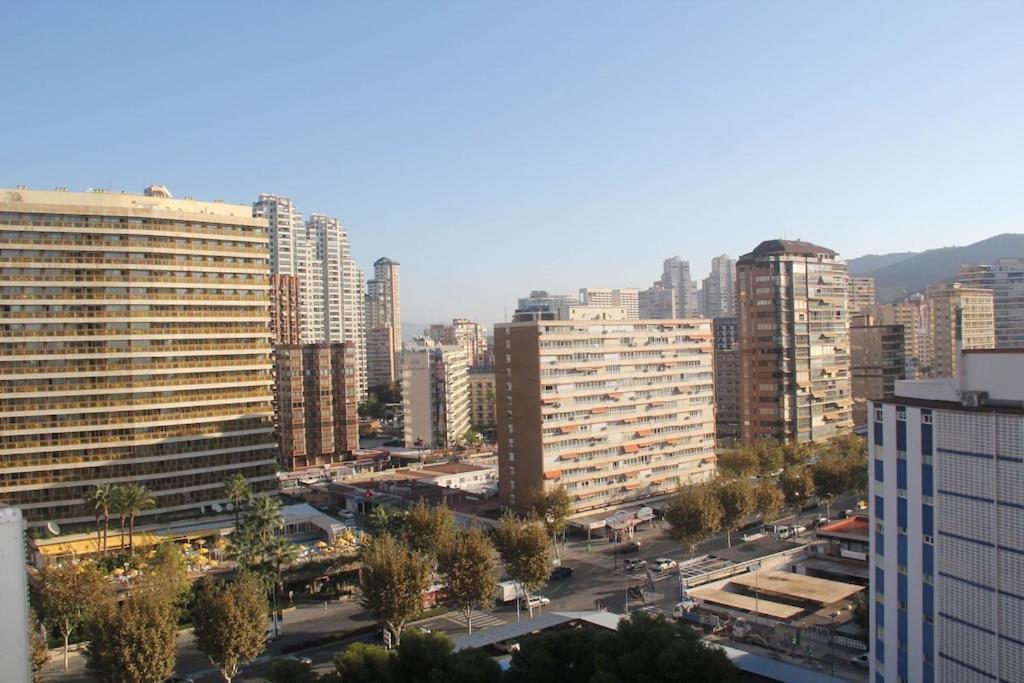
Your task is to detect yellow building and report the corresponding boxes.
[0,186,278,528]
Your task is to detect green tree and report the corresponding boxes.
[111,484,130,551]
[403,501,456,562]
[715,447,758,479]
[267,536,300,591]
[84,582,178,683]
[711,478,753,548]
[752,480,785,523]
[241,494,284,547]
[29,608,49,683]
[494,513,551,616]
[506,626,598,683]
[752,439,785,475]
[851,591,869,631]
[462,429,483,448]
[119,483,156,554]
[529,485,572,559]
[368,505,407,537]
[827,433,867,460]
[443,648,503,683]
[781,441,813,467]
[268,658,319,683]
[224,473,251,528]
[192,573,269,683]
[391,629,455,682]
[665,484,722,557]
[36,562,106,671]
[334,642,394,683]
[231,530,269,570]
[359,534,432,646]
[810,454,852,519]
[438,526,498,633]
[779,466,814,508]
[84,483,115,557]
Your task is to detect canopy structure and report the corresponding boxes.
[34,532,163,558]
[688,587,804,620]
[730,570,864,606]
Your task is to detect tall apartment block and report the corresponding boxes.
[270,274,301,344]
[926,283,995,379]
[703,255,736,318]
[847,275,876,313]
[660,256,699,317]
[256,195,367,396]
[579,288,640,319]
[712,317,741,444]
[0,187,277,527]
[468,364,497,430]
[426,318,490,366]
[737,240,853,443]
[402,340,471,448]
[273,343,358,470]
[960,258,1024,348]
[850,313,905,428]
[515,291,579,320]
[638,282,676,319]
[495,309,716,514]
[865,300,931,379]
[365,257,401,387]
[869,350,1024,682]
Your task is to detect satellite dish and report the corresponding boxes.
[46,521,61,536]
[211,503,223,513]
[226,503,234,512]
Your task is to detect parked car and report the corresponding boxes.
[651,558,678,572]
[617,541,642,553]
[550,566,574,580]
[814,516,829,527]
[790,524,807,536]
[624,558,647,572]
[778,527,793,540]
[520,595,551,609]
[164,677,195,683]
[282,655,314,666]
[850,653,870,669]
[840,509,855,519]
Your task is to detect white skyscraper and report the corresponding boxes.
[661,256,698,318]
[702,254,736,317]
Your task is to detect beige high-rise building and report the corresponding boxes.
[402,340,471,448]
[864,301,930,379]
[960,258,1024,348]
[926,283,995,378]
[579,288,640,319]
[0,186,277,527]
[847,276,876,313]
[365,257,401,387]
[495,312,716,514]
[426,318,490,366]
[737,240,853,444]
[468,365,497,430]
[849,313,904,428]
[703,255,737,318]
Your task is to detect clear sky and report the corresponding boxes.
[3,2,1022,327]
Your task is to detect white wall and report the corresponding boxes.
[0,507,30,683]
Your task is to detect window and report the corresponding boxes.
[874,407,883,421]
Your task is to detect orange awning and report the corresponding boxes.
[622,444,640,453]
[636,428,653,437]
[559,425,578,434]
[590,407,609,414]
[544,470,562,480]
[624,483,642,490]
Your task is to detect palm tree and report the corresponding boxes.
[223,473,250,528]
[83,483,114,557]
[229,530,267,570]
[241,495,283,547]
[267,536,300,591]
[110,484,130,553]
[120,483,155,554]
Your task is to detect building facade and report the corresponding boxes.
[638,282,676,319]
[848,276,876,313]
[270,274,301,344]
[0,187,277,526]
[959,258,1024,349]
[865,300,931,380]
[869,350,1024,682]
[850,313,905,428]
[365,257,401,387]
[273,343,359,471]
[468,364,497,430]
[580,288,640,319]
[426,318,490,367]
[737,239,853,443]
[402,340,471,448]
[712,316,741,444]
[495,313,716,514]
[660,256,699,317]
[703,255,736,318]
[926,283,995,379]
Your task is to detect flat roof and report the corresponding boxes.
[420,462,493,475]
[730,570,864,606]
[717,644,848,683]
[0,187,261,223]
[688,587,804,620]
[818,516,869,539]
[877,395,1024,417]
[710,537,803,563]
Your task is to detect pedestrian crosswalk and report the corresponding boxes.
[445,609,506,630]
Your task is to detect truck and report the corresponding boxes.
[496,580,521,604]
[678,610,723,632]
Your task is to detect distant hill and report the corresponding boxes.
[847,251,916,275]
[851,233,1024,303]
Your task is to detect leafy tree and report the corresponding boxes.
[506,625,598,683]
[851,591,869,631]
[268,658,319,683]
[403,501,456,562]
[84,581,178,683]
[752,480,785,522]
[359,534,432,646]
[665,484,722,556]
[36,562,106,671]
[224,473,251,528]
[111,484,130,551]
[443,648,503,683]
[368,505,407,537]
[438,526,498,633]
[752,439,785,475]
[711,478,753,548]
[810,455,851,519]
[84,483,115,557]
[149,540,192,603]
[462,429,483,447]
[359,393,385,420]
[333,642,394,683]
[781,441,813,467]
[779,466,814,508]
[29,608,49,683]
[192,573,268,682]
[529,485,572,559]
[390,629,456,682]
[827,433,867,460]
[715,447,758,479]
[493,513,551,616]
[118,483,156,554]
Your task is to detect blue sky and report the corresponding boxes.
[3,2,1022,326]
